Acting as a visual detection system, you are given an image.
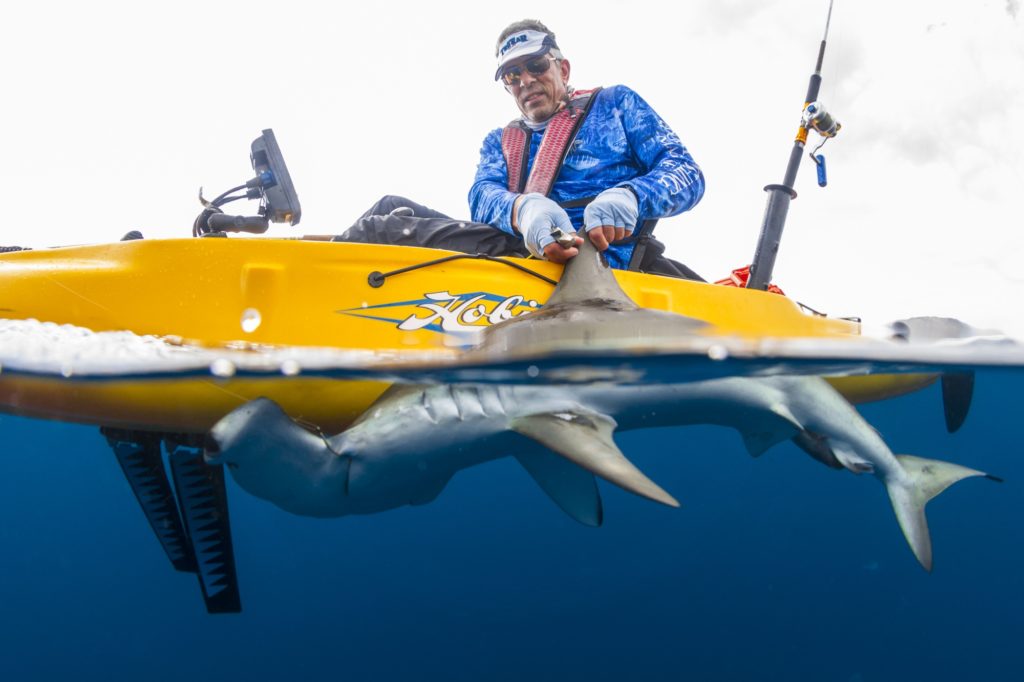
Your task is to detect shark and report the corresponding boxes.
[206,238,998,571]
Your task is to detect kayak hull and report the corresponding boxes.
[0,239,931,430]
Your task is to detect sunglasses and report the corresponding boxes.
[500,55,556,86]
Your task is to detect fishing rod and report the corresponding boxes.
[746,0,841,292]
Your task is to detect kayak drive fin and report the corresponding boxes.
[104,427,197,573]
[103,428,241,614]
[168,436,242,614]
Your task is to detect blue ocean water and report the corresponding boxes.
[0,369,1020,681]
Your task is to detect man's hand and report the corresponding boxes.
[542,234,585,263]
[514,193,576,259]
[583,187,639,251]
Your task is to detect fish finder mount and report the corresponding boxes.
[193,129,302,237]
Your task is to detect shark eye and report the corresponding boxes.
[203,433,221,455]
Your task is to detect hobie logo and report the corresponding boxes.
[338,290,540,335]
[398,291,537,333]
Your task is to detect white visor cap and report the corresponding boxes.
[495,30,561,80]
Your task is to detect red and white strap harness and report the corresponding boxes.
[499,88,601,197]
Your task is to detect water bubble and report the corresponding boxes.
[526,365,540,378]
[240,308,262,333]
[60,362,74,378]
[210,358,236,377]
[707,345,729,361]
[280,359,301,376]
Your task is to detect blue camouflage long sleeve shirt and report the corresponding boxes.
[469,84,705,268]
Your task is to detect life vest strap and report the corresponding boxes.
[501,88,602,196]
[500,124,531,195]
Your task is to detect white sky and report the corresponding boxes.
[3,0,1022,337]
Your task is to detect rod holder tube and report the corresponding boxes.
[748,184,796,291]
[749,138,803,290]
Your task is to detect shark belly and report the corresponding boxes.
[340,384,522,514]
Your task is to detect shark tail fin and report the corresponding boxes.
[887,454,998,572]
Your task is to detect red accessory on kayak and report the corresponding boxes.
[501,88,601,197]
[715,265,786,295]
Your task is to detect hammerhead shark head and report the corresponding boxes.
[207,239,998,571]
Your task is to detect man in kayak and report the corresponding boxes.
[338,20,704,276]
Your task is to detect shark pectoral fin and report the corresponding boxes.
[515,451,603,527]
[888,454,996,572]
[511,411,679,508]
[829,442,875,474]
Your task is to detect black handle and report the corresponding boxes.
[206,214,270,234]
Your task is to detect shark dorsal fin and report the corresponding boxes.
[475,237,707,355]
[511,408,679,508]
[544,236,637,308]
[514,450,603,527]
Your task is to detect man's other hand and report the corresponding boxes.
[586,226,628,251]
[583,187,639,251]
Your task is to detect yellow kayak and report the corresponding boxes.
[0,238,935,431]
